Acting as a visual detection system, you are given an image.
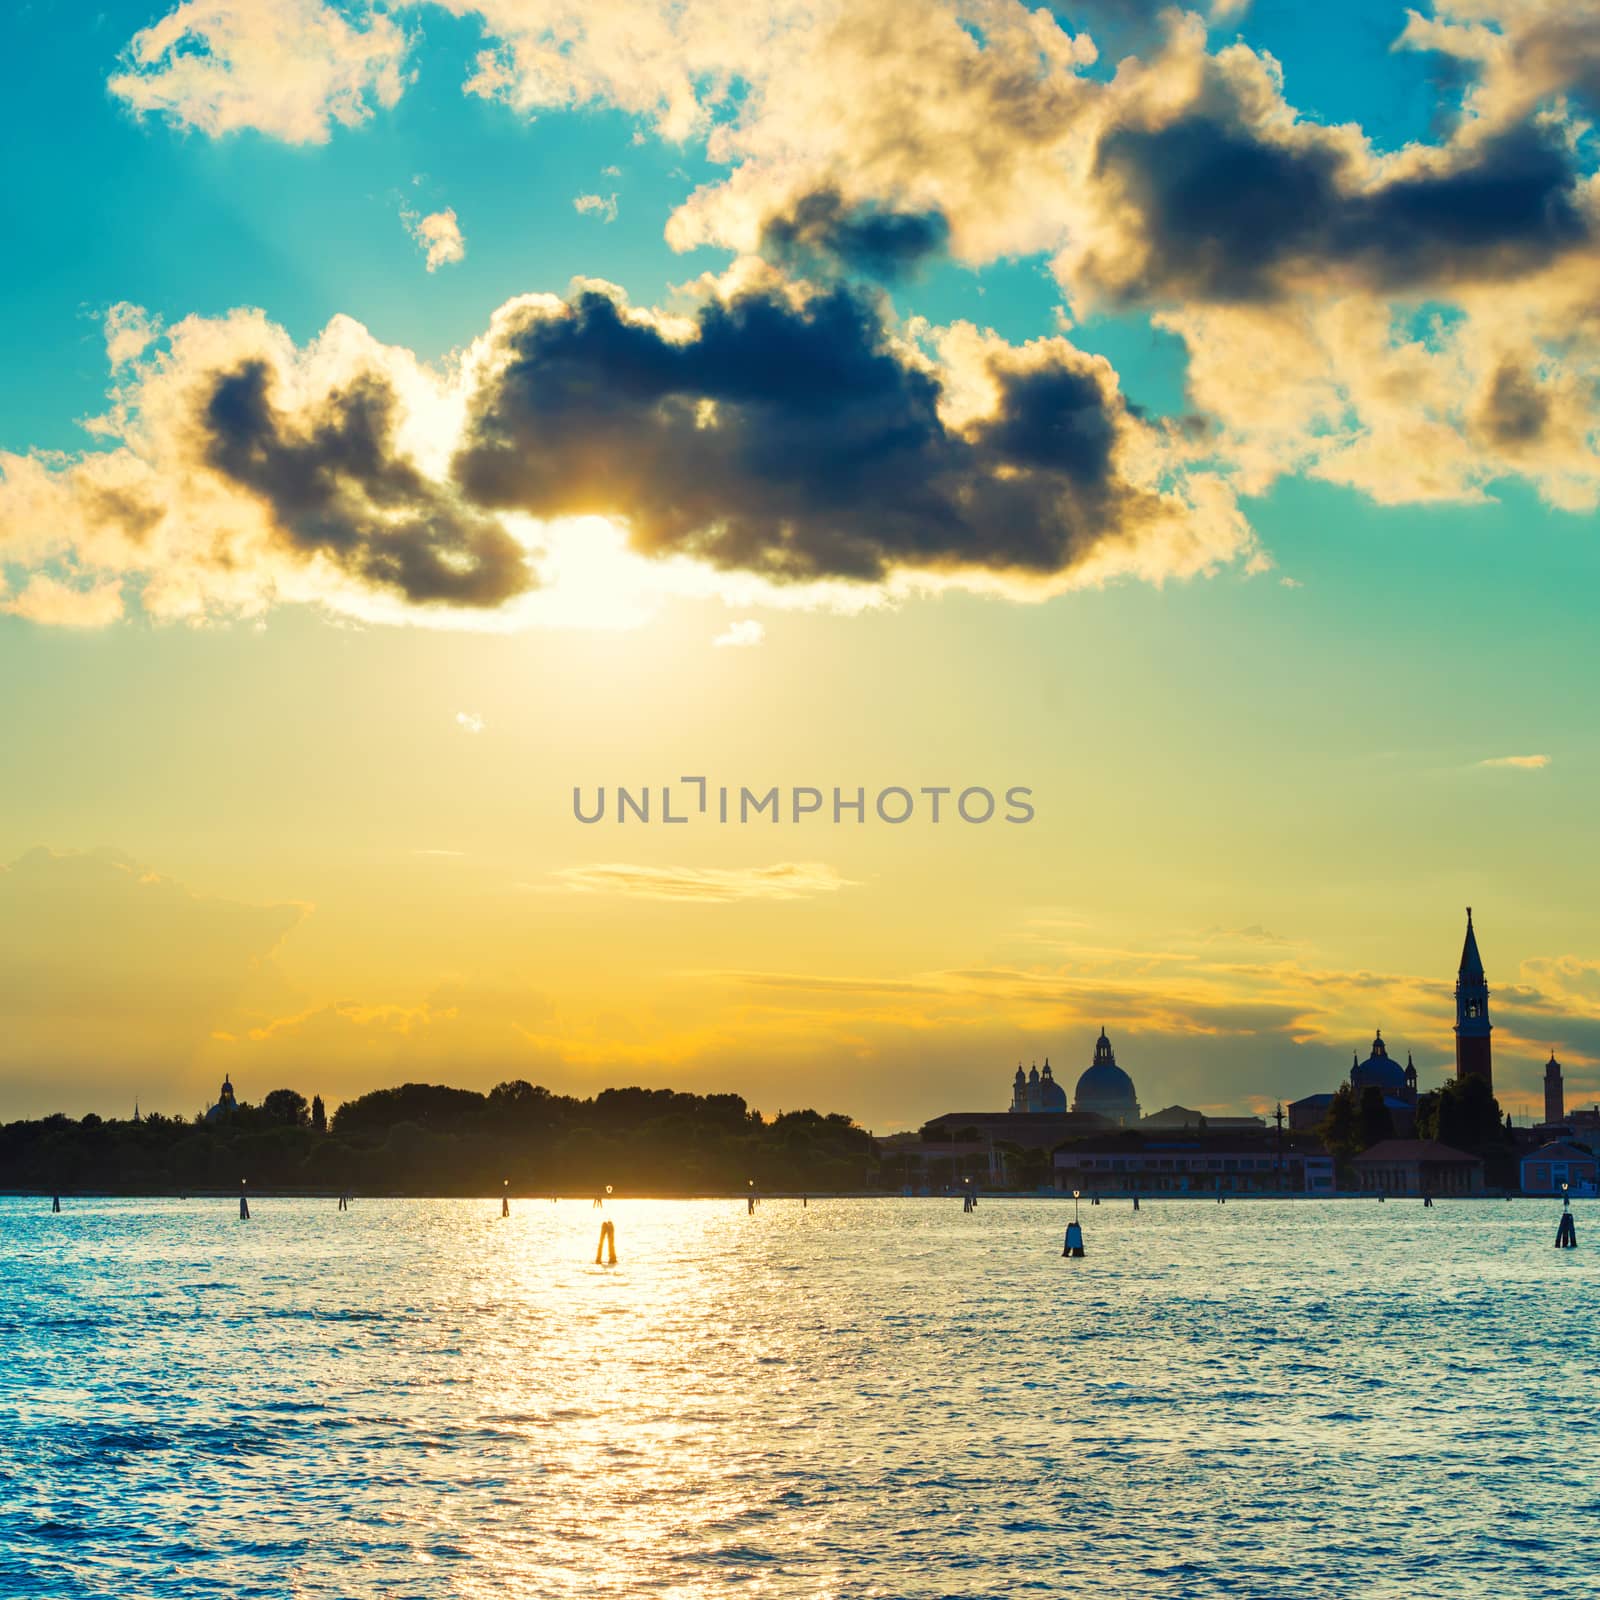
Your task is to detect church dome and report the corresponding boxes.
[1072,1029,1140,1124]
[1351,1031,1407,1093]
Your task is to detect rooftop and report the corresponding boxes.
[1523,1140,1597,1162]
[1353,1139,1480,1165]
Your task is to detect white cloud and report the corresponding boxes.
[455,711,486,733]
[403,206,466,271]
[0,575,125,628]
[108,0,410,144]
[712,618,765,647]
[574,192,619,223]
[1156,289,1600,512]
[104,304,161,370]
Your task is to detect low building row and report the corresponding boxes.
[1053,1141,1334,1195]
[885,1124,1597,1195]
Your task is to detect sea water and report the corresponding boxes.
[2,1197,1595,1598]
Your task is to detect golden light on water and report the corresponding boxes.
[7,1194,1600,1596]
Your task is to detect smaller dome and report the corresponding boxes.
[1351,1031,1406,1093]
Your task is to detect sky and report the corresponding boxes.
[3,0,1600,1129]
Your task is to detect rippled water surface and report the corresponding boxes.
[3,1196,1598,1598]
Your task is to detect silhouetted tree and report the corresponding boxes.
[332,1083,487,1136]
[1422,1074,1515,1185]
[310,1095,327,1134]
[263,1089,310,1127]
[1319,1085,1363,1181]
[1358,1086,1395,1149]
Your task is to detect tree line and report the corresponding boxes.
[0,1081,879,1196]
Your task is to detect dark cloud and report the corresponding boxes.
[196,361,532,607]
[1090,116,1591,303]
[760,187,950,282]
[1477,361,1551,448]
[453,284,1166,583]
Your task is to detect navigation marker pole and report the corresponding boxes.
[1557,1183,1577,1249]
[1064,1189,1086,1258]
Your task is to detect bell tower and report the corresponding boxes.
[1453,907,1493,1094]
[1544,1052,1564,1126]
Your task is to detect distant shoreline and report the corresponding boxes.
[0,1189,1557,1202]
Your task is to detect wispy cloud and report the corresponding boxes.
[455,711,485,734]
[1200,924,1295,948]
[712,618,765,648]
[1478,754,1551,770]
[551,861,851,903]
[574,192,618,223]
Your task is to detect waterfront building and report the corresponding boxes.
[1519,1140,1598,1197]
[918,1030,1144,1181]
[1287,1092,1334,1132]
[204,1074,238,1122]
[1009,1059,1067,1113]
[1350,1031,1419,1132]
[1455,907,1494,1094]
[927,1030,1144,1148]
[1053,1139,1334,1195]
[1139,1105,1266,1131]
[1565,1105,1600,1142]
[1292,913,1499,1136]
[1544,1052,1565,1126]
[1291,1035,1418,1134]
[1351,1139,1483,1196]
[1071,1029,1141,1126]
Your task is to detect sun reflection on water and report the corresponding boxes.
[2,1196,1596,1598]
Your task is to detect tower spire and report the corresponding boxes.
[1454,907,1493,1093]
[1459,907,1485,981]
